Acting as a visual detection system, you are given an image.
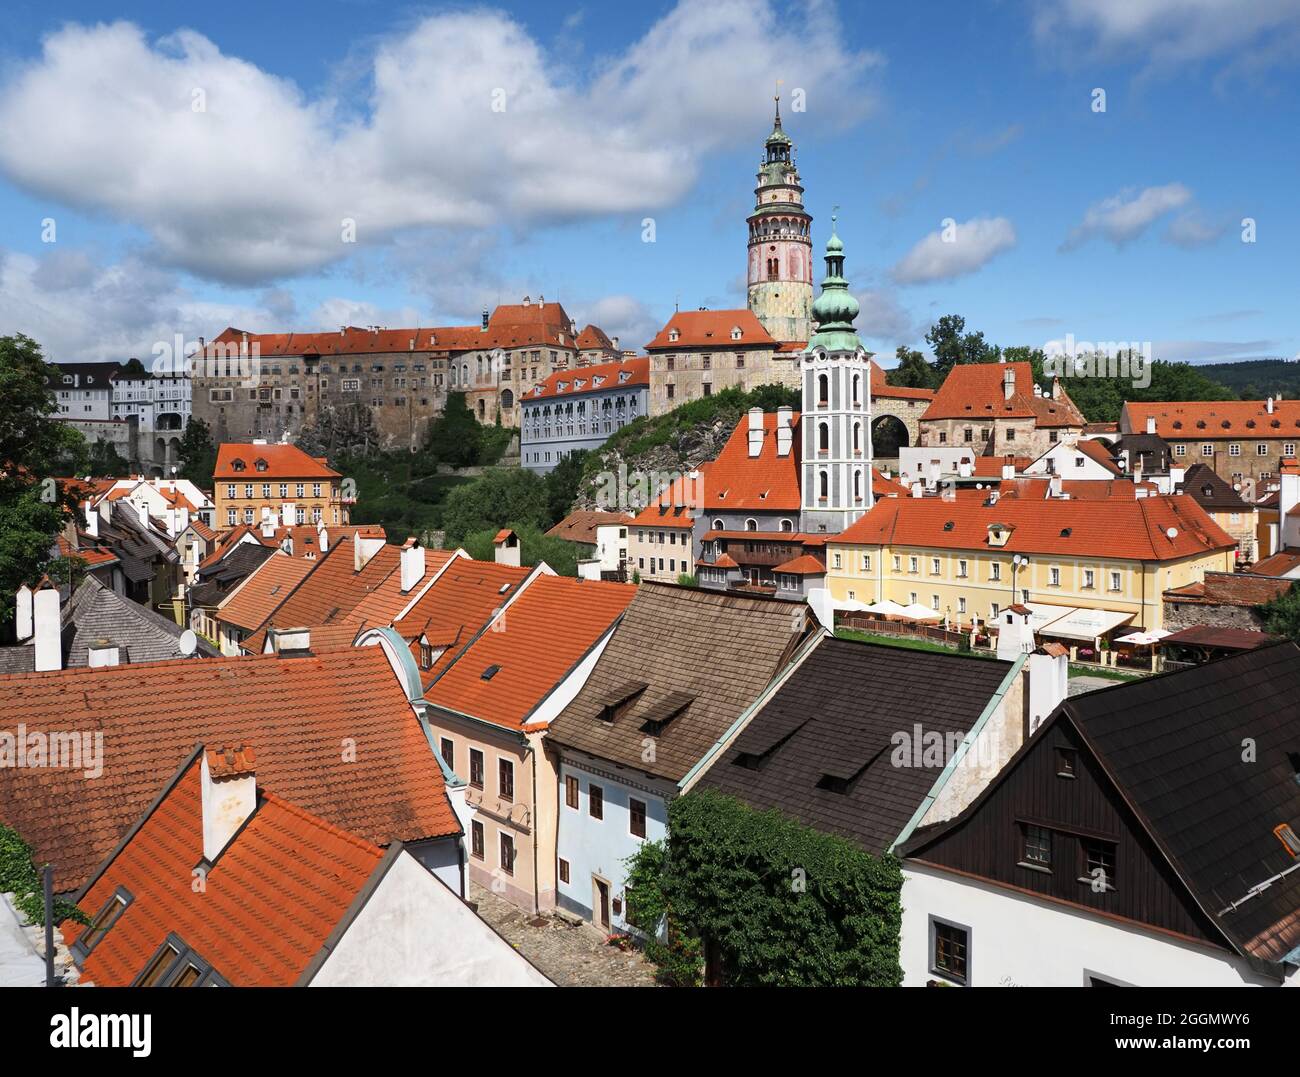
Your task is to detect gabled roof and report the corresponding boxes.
[872,468,909,498]
[0,646,459,892]
[1073,438,1123,475]
[216,551,316,633]
[833,491,1236,561]
[392,559,531,688]
[772,553,826,575]
[1250,548,1300,577]
[1163,571,1293,607]
[704,412,801,512]
[65,753,385,986]
[922,362,1085,428]
[902,643,1300,971]
[214,443,340,481]
[645,309,777,351]
[1123,399,1300,439]
[424,574,636,731]
[524,357,650,402]
[546,584,809,781]
[630,466,710,527]
[698,636,1015,855]
[1177,463,1252,512]
[546,510,634,545]
[576,325,616,350]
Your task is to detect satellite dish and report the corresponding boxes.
[178,629,198,657]
[1166,527,1178,540]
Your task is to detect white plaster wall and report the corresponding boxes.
[310,852,551,987]
[900,862,1295,988]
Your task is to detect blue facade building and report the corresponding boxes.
[520,357,650,474]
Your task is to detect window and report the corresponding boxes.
[1201,443,1213,456]
[1082,569,1095,590]
[1257,443,1269,456]
[1174,444,1186,456]
[565,774,579,809]
[957,559,968,578]
[499,833,515,876]
[75,888,131,958]
[469,748,484,789]
[957,597,966,614]
[1285,443,1296,457]
[1229,443,1241,457]
[558,857,570,884]
[439,738,454,770]
[1049,567,1061,587]
[930,918,969,986]
[1081,839,1116,890]
[931,557,941,575]
[909,556,919,574]
[892,555,902,572]
[499,758,514,802]
[1022,825,1052,869]
[1109,571,1122,592]
[990,562,1002,581]
[832,552,842,570]
[589,783,604,820]
[471,820,484,859]
[862,553,871,571]
[630,797,647,839]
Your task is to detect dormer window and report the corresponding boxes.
[668,328,680,342]
[231,458,246,472]
[255,458,268,472]
[731,327,742,341]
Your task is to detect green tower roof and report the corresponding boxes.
[808,215,861,353]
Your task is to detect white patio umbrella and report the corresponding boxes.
[864,599,908,617]
[1115,629,1170,646]
[899,603,943,621]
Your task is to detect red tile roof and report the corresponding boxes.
[217,551,316,632]
[214,442,340,481]
[576,325,616,351]
[705,412,801,512]
[1248,548,1300,578]
[424,574,635,731]
[1075,438,1123,474]
[922,362,1086,428]
[971,455,1033,477]
[523,357,650,402]
[872,468,910,497]
[0,646,459,892]
[546,510,634,544]
[392,559,531,687]
[65,756,384,986]
[1163,571,1293,606]
[1123,400,1300,439]
[834,492,1236,561]
[772,553,826,575]
[630,466,709,527]
[645,309,777,351]
[867,359,936,401]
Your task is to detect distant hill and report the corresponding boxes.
[1191,358,1300,399]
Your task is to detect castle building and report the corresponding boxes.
[746,98,814,346]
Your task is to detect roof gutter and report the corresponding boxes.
[891,652,1026,853]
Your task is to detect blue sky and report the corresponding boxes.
[0,0,1297,365]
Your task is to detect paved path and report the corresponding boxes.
[0,894,46,988]
[1068,674,1125,697]
[468,882,657,987]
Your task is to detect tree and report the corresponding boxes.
[440,467,549,543]
[177,418,217,485]
[1256,582,1300,643]
[0,333,85,628]
[461,524,580,576]
[888,346,937,389]
[87,438,130,477]
[425,392,483,468]
[926,314,999,382]
[543,450,589,526]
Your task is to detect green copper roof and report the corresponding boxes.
[766,96,791,145]
[808,216,862,353]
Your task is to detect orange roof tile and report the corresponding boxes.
[872,468,910,497]
[424,574,635,730]
[971,455,1033,476]
[645,309,777,351]
[868,359,936,401]
[834,492,1235,562]
[65,757,384,986]
[546,510,635,544]
[523,357,650,402]
[922,362,1085,427]
[1075,438,1123,474]
[705,412,801,512]
[630,467,708,527]
[772,553,826,575]
[1124,400,1300,439]
[0,646,459,892]
[576,324,615,351]
[214,442,340,481]
[217,551,315,632]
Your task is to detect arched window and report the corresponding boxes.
[854,470,862,501]
[852,374,861,405]
[819,422,829,452]
[780,519,793,533]
[819,471,829,499]
[745,518,758,532]
[818,374,829,406]
[853,422,862,453]
[477,357,484,379]
[713,519,725,531]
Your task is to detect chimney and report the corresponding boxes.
[910,481,924,498]
[84,501,99,539]
[1001,461,1015,480]
[201,745,258,862]
[260,510,276,539]
[1049,473,1062,498]
[1003,368,1015,402]
[1026,644,1070,735]
[481,308,489,331]
[1145,415,1156,434]
[33,585,61,672]
[1267,396,1275,415]
[494,529,521,567]
[98,498,112,526]
[1050,377,1061,400]
[15,583,33,641]
[281,502,296,529]
[267,627,311,654]
[776,406,793,456]
[318,524,329,553]
[87,640,121,668]
[612,336,619,350]
[354,535,385,572]
[747,407,764,458]
[134,500,150,530]
[400,538,425,592]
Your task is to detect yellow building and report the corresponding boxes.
[213,442,349,530]
[825,491,1236,640]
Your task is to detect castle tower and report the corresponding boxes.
[746,98,813,344]
[800,216,873,535]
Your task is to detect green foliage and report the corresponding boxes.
[338,451,471,544]
[675,573,697,587]
[889,346,937,389]
[927,314,999,383]
[624,839,703,986]
[624,790,903,987]
[118,357,148,379]
[1064,359,1235,422]
[177,417,217,486]
[0,823,86,928]
[542,450,589,524]
[461,525,580,576]
[1256,581,1300,642]
[441,467,549,544]
[1196,358,1300,399]
[425,392,488,468]
[86,438,130,477]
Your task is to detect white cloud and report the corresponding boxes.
[891,217,1017,285]
[1165,209,1230,248]
[1061,183,1192,249]
[0,4,880,286]
[852,288,915,344]
[1033,0,1300,68]
[1155,338,1279,362]
[572,295,662,351]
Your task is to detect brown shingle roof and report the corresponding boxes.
[545,584,809,781]
[546,510,634,545]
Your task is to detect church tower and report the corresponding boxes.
[800,217,873,535]
[746,99,814,344]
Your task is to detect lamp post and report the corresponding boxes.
[1011,554,1030,606]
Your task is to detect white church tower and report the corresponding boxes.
[800,216,873,534]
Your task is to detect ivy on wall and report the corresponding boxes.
[624,790,903,987]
